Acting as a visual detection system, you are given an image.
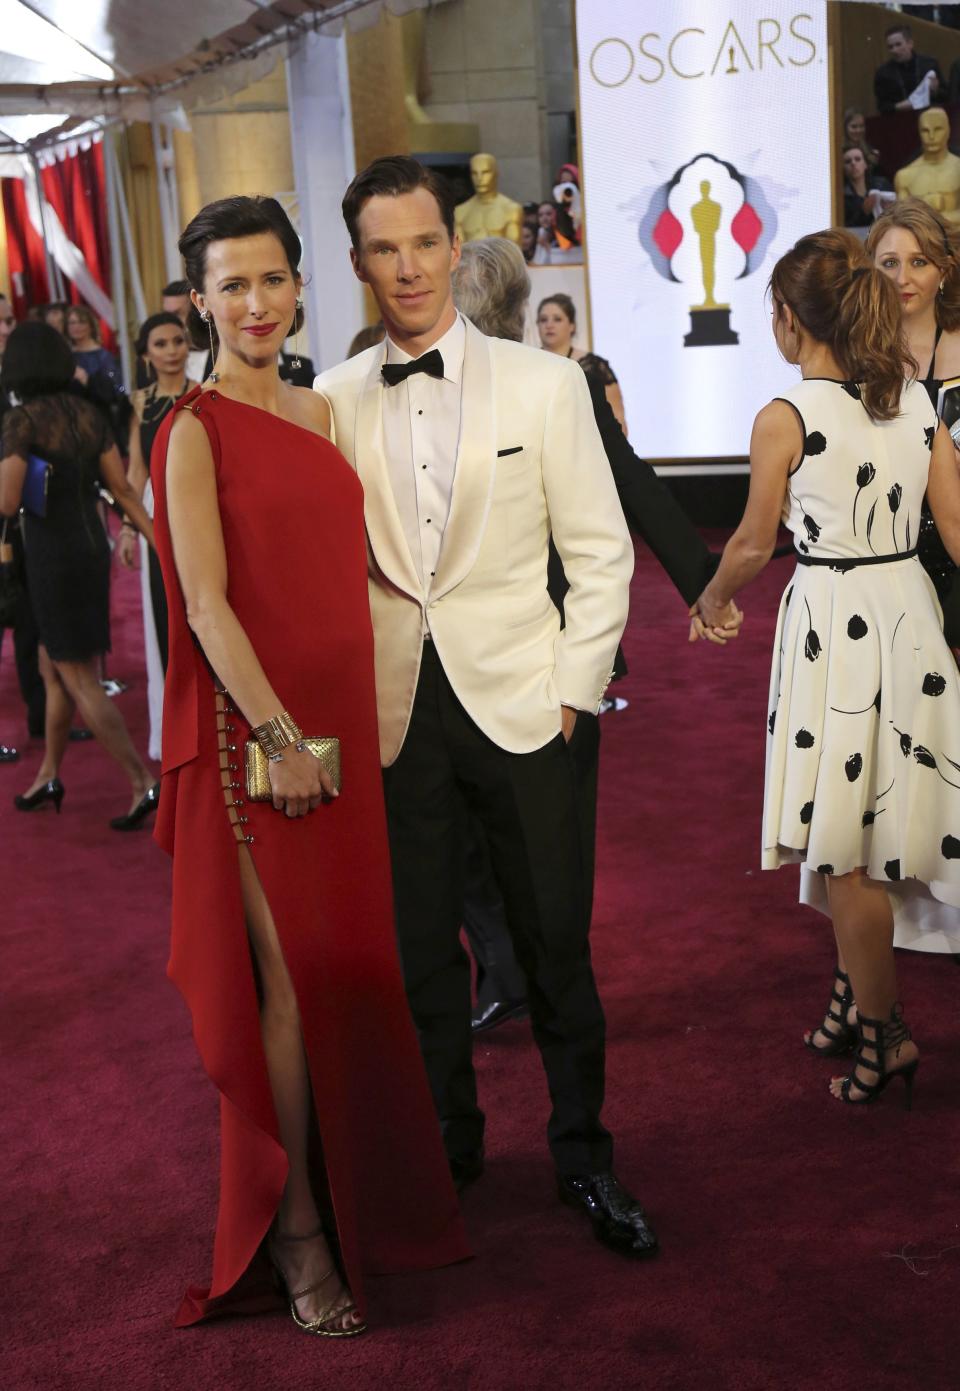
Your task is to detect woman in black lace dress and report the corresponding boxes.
[537,292,627,435]
[0,323,158,827]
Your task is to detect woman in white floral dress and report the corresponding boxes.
[692,229,960,1108]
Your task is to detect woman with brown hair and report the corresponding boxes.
[868,199,960,649]
[537,292,627,434]
[692,228,960,1104]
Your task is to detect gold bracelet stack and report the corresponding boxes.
[252,710,303,761]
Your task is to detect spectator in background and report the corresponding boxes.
[118,312,199,761]
[66,303,129,442]
[347,322,385,358]
[520,222,536,263]
[842,143,894,228]
[0,293,45,763]
[537,292,627,434]
[0,322,157,828]
[533,201,560,263]
[160,279,210,383]
[874,23,943,113]
[843,107,881,171]
[42,302,69,336]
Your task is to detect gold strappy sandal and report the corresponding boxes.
[268,1227,366,1338]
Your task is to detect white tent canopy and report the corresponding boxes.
[0,0,436,149]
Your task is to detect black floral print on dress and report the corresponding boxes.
[943,835,960,859]
[923,672,947,696]
[800,801,814,824]
[888,483,903,551]
[845,753,863,782]
[795,728,815,748]
[925,424,935,450]
[804,599,821,661]
[847,614,868,640]
[805,431,827,455]
[841,383,862,401]
[853,462,875,535]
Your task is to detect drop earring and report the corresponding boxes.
[292,297,304,370]
[201,310,219,382]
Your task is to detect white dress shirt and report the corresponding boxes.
[381,313,465,604]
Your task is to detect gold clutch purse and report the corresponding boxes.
[244,737,341,801]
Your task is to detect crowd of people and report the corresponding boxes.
[4,138,960,1345]
[844,17,960,228]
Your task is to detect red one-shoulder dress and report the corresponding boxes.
[150,387,469,1326]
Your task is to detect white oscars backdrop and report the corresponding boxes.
[575,1,831,461]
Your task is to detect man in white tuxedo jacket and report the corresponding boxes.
[315,157,657,1257]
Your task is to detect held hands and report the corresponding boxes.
[688,590,744,645]
[268,744,339,818]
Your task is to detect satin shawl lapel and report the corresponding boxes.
[431,320,496,599]
[353,343,422,600]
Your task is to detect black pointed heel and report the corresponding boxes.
[837,1004,919,1110]
[804,966,857,1055]
[14,778,64,813]
[109,782,160,831]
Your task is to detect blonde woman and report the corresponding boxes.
[867,200,960,652]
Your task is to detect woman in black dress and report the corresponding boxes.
[0,322,158,826]
[537,292,627,434]
[117,313,199,761]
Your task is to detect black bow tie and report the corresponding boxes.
[381,349,444,387]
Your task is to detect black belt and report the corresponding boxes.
[795,548,918,571]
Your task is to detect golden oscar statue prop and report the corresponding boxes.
[684,181,739,346]
[455,153,523,245]
[895,108,960,223]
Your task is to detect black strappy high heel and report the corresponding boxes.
[836,1004,919,1110]
[804,966,858,1056]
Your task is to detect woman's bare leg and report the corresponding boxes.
[53,657,154,813]
[19,647,74,797]
[237,847,361,1330]
[826,869,918,1099]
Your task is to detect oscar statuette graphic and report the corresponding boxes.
[638,153,778,348]
[685,180,739,346]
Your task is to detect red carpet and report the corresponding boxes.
[3,535,959,1391]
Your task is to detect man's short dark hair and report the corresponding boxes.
[342,156,455,250]
[162,279,191,299]
[885,22,912,41]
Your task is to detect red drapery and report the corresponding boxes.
[1,141,113,347]
[1,175,51,317]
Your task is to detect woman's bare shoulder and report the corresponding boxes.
[287,385,331,439]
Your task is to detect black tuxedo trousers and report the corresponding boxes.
[383,640,612,1176]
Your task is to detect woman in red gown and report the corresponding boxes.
[151,195,469,1335]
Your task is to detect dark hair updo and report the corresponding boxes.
[178,195,304,351]
[0,320,76,399]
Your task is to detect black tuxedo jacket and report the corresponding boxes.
[548,377,716,614]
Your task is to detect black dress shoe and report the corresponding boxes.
[448,1149,485,1192]
[0,744,20,763]
[68,727,94,742]
[471,998,530,1033]
[109,782,160,831]
[558,1172,659,1258]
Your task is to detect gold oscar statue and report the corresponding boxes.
[455,153,523,245]
[894,107,960,222]
[684,180,738,347]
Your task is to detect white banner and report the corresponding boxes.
[575,1,831,460]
